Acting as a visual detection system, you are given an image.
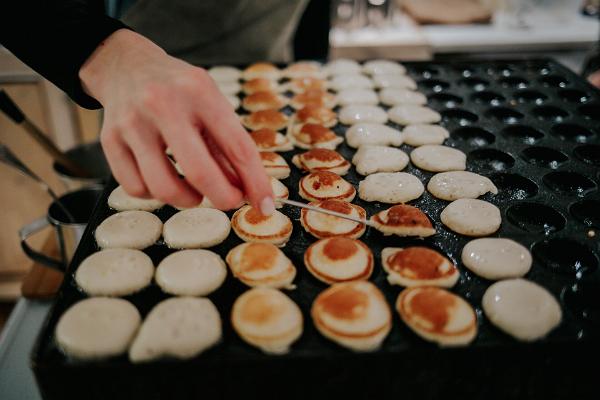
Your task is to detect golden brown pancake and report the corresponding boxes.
[249,129,293,152]
[396,287,478,346]
[288,123,343,150]
[291,148,350,175]
[300,199,366,239]
[242,78,281,95]
[231,205,293,247]
[381,247,459,288]
[290,89,337,110]
[304,237,373,284]
[242,91,288,112]
[287,77,328,94]
[242,62,280,81]
[370,204,436,237]
[298,171,356,202]
[295,105,337,127]
[241,110,289,131]
[270,177,289,207]
[226,242,296,289]
[260,152,291,179]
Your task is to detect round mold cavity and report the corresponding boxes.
[471,91,505,105]
[579,103,600,121]
[543,171,597,196]
[513,89,547,104]
[419,79,450,92]
[450,126,495,147]
[412,66,439,79]
[551,123,595,143]
[485,107,524,123]
[501,125,544,144]
[489,173,538,201]
[532,105,569,122]
[539,75,569,88]
[506,202,565,234]
[468,148,515,172]
[558,89,590,104]
[521,146,568,169]
[574,144,600,166]
[533,238,598,277]
[498,76,528,88]
[428,93,463,108]
[564,280,600,326]
[458,77,489,91]
[486,64,514,76]
[455,66,476,77]
[441,108,478,125]
[570,199,600,229]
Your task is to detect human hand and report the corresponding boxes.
[588,70,600,89]
[79,29,274,214]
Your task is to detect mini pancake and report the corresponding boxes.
[403,124,449,146]
[379,88,427,106]
[410,145,466,172]
[300,199,367,239]
[346,123,403,148]
[231,205,293,247]
[388,105,441,125]
[370,204,436,237]
[428,171,498,201]
[372,74,417,90]
[231,287,303,354]
[292,148,350,175]
[311,281,391,351]
[95,211,162,250]
[299,171,356,202]
[242,78,282,95]
[286,77,328,94]
[462,238,532,280]
[381,247,459,288]
[249,128,293,152]
[358,172,424,203]
[336,88,379,106]
[208,65,241,82]
[129,297,221,362]
[226,242,296,289]
[241,109,289,131]
[305,237,373,284]
[329,74,374,91]
[226,95,240,110]
[352,145,409,175]
[260,152,291,179]
[396,287,477,346]
[270,177,289,207]
[363,60,406,75]
[242,91,288,112]
[242,62,280,81]
[163,208,231,249]
[339,105,388,125]
[440,199,501,236]
[217,81,241,95]
[156,249,227,296]
[75,249,154,296]
[482,279,562,341]
[288,123,343,150]
[324,58,362,76]
[108,185,164,212]
[295,105,337,127]
[290,89,337,110]
[282,61,324,79]
[56,298,141,359]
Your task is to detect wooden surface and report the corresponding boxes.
[20,234,64,300]
[401,0,492,25]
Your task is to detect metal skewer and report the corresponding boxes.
[276,198,377,227]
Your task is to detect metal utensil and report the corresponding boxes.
[276,198,376,227]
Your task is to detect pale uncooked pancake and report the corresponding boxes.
[358,172,424,203]
[370,204,436,237]
[428,171,498,201]
[292,149,350,175]
[156,249,227,296]
[249,129,293,152]
[440,199,501,236]
[372,74,417,90]
[75,249,154,296]
[290,89,337,110]
[352,145,409,175]
[311,281,391,352]
[482,279,562,341]
[339,105,388,125]
[304,237,373,284]
[363,60,406,76]
[397,287,477,346]
[300,199,366,239]
[381,247,459,288]
[242,91,288,112]
[241,110,289,131]
[388,105,441,125]
[242,78,282,95]
[208,66,241,82]
[282,61,324,79]
[329,74,374,91]
[346,123,404,148]
[336,88,379,106]
[410,145,466,172]
[226,242,296,289]
[403,124,450,146]
[56,297,140,359]
[462,238,532,280]
[231,288,303,354]
[299,171,356,202]
[129,297,221,362]
[226,95,240,110]
[108,186,164,212]
[95,211,162,250]
[163,208,231,249]
[324,59,362,76]
[379,88,427,106]
[231,205,293,247]
[288,123,343,150]
[242,62,280,81]
[216,81,241,95]
[295,105,337,127]
[260,152,291,179]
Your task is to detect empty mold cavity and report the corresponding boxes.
[506,202,565,234]
[468,148,515,172]
[489,173,538,201]
[498,76,528,88]
[521,146,568,169]
[487,64,514,76]
[551,124,595,143]
[543,171,596,196]
[411,66,439,78]
[558,89,590,104]
[570,199,600,229]
[419,79,450,92]
[501,125,544,144]
[455,67,476,77]
[471,91,505,105]
[441,108,478,125]
[579,103,600,121]
[513,90,547,104]
[533,238,598,277]
[428,93,463,108]
[451,127,495,147]
[458,77,489,91]
[533,105,569,122]
[485,107,524,123]
[564,280,600,326]
[540,75,569,88]
[574,144,600,166]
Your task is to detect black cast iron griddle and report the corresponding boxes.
[32,59,600,400]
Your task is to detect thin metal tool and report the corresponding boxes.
[277,198,376,227]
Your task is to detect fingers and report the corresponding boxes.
[588,71,600,89]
